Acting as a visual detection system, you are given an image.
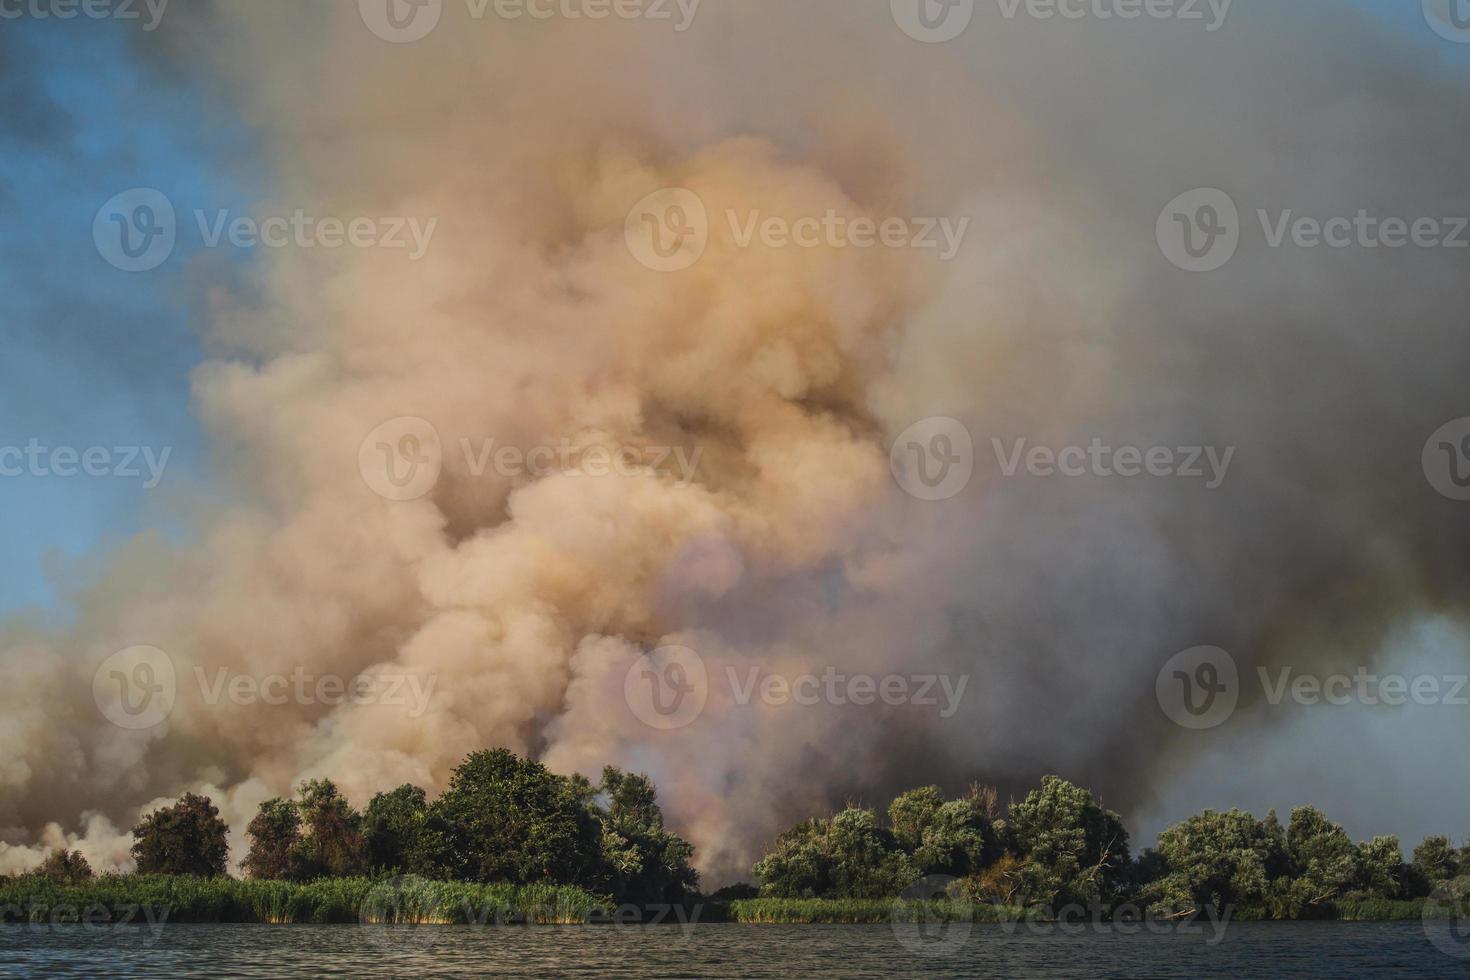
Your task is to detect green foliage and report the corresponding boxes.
[1139,808,1287,918]
[234,752,696,906]
[1408,835,1461,896]
[36,850,93,885]
[1282,806,1359,909]
[888,787,944,852]
[753,808,918,899]
[130,793,229,878]
[591,767,698,905]
[427,749,602,887]
[1006,776,1130,907]
[293,779,368,879]
[241,780,367,881]
[363,784,432,875]
[0,874,602,925]
[1138,806,1407,919]
[1352,836,1404,899]
[242,798,301,881]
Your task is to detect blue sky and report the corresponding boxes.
[0,15,259,618]
[0,0,1464,619]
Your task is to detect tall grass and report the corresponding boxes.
[0,875,605,925]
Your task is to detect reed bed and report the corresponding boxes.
[0,875,604,925]
[726,898,1037,925]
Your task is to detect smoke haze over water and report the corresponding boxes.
[4,0,1470,882]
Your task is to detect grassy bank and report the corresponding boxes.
[0,875,606,925]
[726,898,1038,924]
[725,897,1456,924]
[2,878,1453,926]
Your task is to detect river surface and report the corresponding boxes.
[3,921,1470,977]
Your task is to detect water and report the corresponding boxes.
[3,921,1469,978]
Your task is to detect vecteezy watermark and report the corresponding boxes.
[992,438,1235,489]
[995,901,1232,943]
[93,189,176,273]
[890,876,973,957]
[358,416,705,501]
[0,0,169,30]
[1157,645,1470,730]
[193,666,437,718]
[93,645,437,729]
[623,188,971,272]
[1422,876,1470,959]
[991,0,1231,30]
[1158,188,1470,273]
[623,645,969,730]
[624,645,709,730]
[1423,417,1470,501]
[728,666,968,718]
[359,417,444,502]
[888,879,1231,959]
[1258,666,1469,708]
[890,418,975,502]
[891,0,974,43]
[0,900,170,938]
[93,645,177,731]
[1156,646,1239,730]
[94,189,437,272]
[891,0,1230,43]
[357,0,701,44]
[1424,0,1470,44]
[0,440,171,488]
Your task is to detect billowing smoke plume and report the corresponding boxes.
[5,0,1470,882]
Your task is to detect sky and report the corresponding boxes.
[2,0,1452,620]
[0,15,259,618]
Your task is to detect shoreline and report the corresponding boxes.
[0,877,1456,926]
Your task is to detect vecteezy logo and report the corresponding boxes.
[1425,0,1470,43]
[1156,646,1239,730]
[891,0,975,43]
[890,418,974,502]
[359,0,442,43]
[93,189,176,272]
[891,874,972,957]
[624,188,708,272]
[1423,418,1470,501]
[624,644,708,730]
[359,417,443,501]
[1157,188,1239,273]
[1423,876,1470,959]
[93,645,177,730]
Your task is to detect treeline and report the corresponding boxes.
[751,775,1469,919]
[17,749,697,908]
[15,758,1468,922]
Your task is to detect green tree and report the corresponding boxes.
[1007,776,1130,907]
[1352,836,1403,899]
[592,767,698,905]
[888,786,944,852]
[291,779,367,879]
[754,807,918,899]
[242,797,302,880]
[130,793,229,877]
[37,849,93,884]
[1279,806,1358,913]
[1406,835,1461,897]
[428,749,600,886]
[363,784,433,874]
[1140,809,1288,918]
